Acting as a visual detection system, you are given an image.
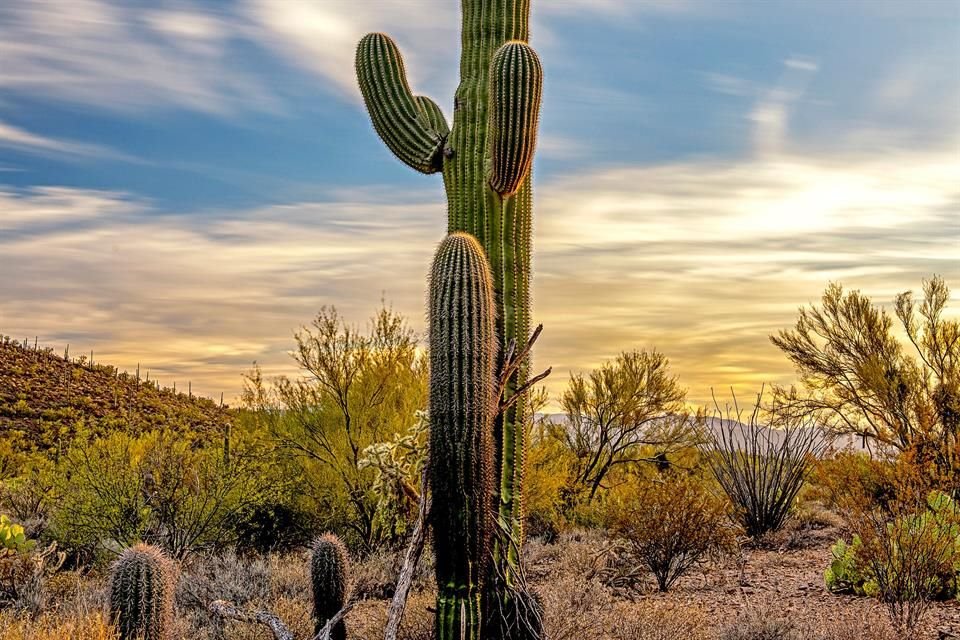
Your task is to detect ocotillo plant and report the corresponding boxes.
[108,543,174,640]
[428,233,497,639]
[356,2,543,633]
[310,533,350,640]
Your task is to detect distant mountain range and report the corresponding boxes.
[537,413,869,454]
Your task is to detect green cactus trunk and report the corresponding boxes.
[310,533,350,640]
[356,5,542,636]
[429,233,497,640]
[108,543,174,640]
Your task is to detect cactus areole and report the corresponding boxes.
[356,2,542,638]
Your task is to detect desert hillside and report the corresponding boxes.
[0,336,232,454]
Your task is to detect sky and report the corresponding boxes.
[1,0,958,410]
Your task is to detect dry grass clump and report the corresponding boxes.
[525,528,611,583]
[176,551,273,630]
[718,601,899,640]
[538,574,613,640]
[0,611,117,640]
[351,547,434,600]
[717,606,799,640]
[345,591,434,640]
[611,600,709,640]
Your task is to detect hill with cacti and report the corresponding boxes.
[0,335,233,456]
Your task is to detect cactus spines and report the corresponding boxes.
[356,33,447,174]
[429,232,497,640]
[108,543,174,640]
[310,533,350,640]
[489,42,543,196]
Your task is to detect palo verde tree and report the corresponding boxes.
[771,275,959,487]
[246,305,428,551]
[559,350,697,503]
[355,3,545,638]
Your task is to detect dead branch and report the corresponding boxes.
[498,323,551,414]
[384,461,431,640]
[209,599,353,640]
[310,603,354,640]
[209,600,295,640]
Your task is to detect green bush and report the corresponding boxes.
[52,430,281,559]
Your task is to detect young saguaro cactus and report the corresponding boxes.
[310,533,350,640]
[356,3,543,636]
[108,543,174,640]
[428,233,497,639]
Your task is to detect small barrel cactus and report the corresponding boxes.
[310,533,350,640]
[108,543,174,640]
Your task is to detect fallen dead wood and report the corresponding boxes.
[209,599,353,640]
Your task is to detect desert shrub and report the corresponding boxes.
[524,413,574,541]
[0,456,56,542]
[177,551,272,611]
[233,502,314,554]
[559,350,699,504]
[608,473,735,592]
[808,450,898,513]
[244,304,429,552]
[350,546,435,600]
[703,391,827,537]
[827,490,960,635]
[53,430,278,559]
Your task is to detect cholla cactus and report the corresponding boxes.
[356,3,544,637]
[311,533,350,640]
[359,410,429,535]
[108,543,174,640]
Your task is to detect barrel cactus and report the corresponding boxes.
[108,543,174,640]
[310,533,350,640]
[356,2,543,637]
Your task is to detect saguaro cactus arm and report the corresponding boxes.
[356,32,449,174]
[488,41,543,196]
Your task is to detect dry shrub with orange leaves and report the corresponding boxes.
[608,472,736,592]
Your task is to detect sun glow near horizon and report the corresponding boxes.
[0,0,958,413]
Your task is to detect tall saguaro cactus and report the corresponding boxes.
[356,4,543,637]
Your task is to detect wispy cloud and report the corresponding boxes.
[1,141,956,407]
[0,120,138,163]
[749,56,819,156]
[0,0,279,115]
